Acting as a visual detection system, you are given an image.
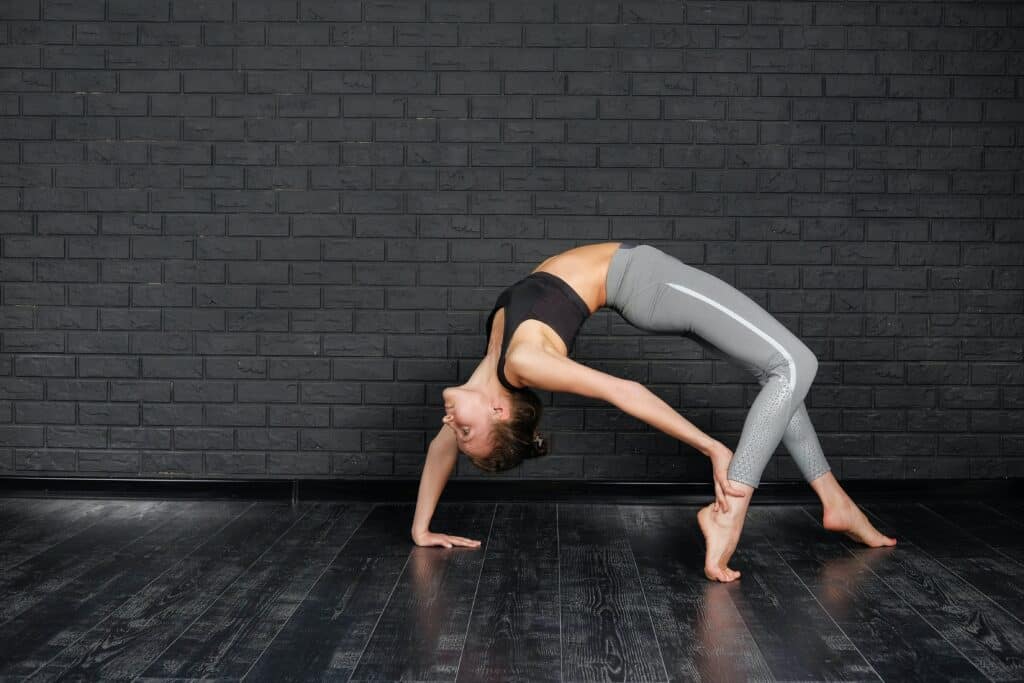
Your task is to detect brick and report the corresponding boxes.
[0,0,1013,484]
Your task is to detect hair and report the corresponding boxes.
[467,388,548,473]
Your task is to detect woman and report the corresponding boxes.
[411,242,895,582]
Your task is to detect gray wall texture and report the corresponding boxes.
[0,0,1021,483]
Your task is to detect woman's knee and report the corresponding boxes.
[765,342,817,396]
[791,343,818,398]
[799,346,818,383]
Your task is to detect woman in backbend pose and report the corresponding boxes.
[411,242,896,582]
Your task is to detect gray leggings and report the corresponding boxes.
[605,243,831,488]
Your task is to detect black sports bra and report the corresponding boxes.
[485,271,592,392]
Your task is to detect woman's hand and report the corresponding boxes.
[704,439,746,513]
[412,530,481,549]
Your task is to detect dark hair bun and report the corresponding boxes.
[531,433,548,458]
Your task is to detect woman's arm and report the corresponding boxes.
[511,347,717,454]
[511,347,746,510]
[611,381,718,453]
[410,426,481,548]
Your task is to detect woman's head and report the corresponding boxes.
[441,385,547,472]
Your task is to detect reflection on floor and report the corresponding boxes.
[0,496,1021,681]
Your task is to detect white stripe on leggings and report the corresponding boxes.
[664,282,797,389]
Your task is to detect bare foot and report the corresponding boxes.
[823,499,897,547]
[697,504,743,582]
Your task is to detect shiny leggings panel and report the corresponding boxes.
[605,243,831,488]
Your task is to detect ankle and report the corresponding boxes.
[711,504,745,526]
[824,492,853,511]
[812,481,848,510]
[810,473,848,508]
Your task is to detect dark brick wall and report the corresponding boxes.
[0,1,1021,483]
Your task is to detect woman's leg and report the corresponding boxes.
[693,335,895,549]
[641,263,822,491]
[605,244,893,581]
[685,334,831,487]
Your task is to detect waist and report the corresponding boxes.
[605,242,652,312]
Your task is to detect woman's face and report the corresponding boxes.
[441,386,497,458]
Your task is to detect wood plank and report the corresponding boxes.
[27,501,309,680]
[725,508,881,682]
[864,503,994,559]
[0,496,47,526]
[756,506,987,682]
[0,500,174,621]
[239,504,417,682]
[455,504,561,683]
[0,498,135,572]
[0,498,63,543]
[138,502,373,679]
[993,499,1024,517]
[620,504,775,683]
[935,555,1024,630]
[887,502,1024,629]
[558,503,668,683]
[0,500,250,677]
[346,502,494,682]
[852,507,1024,682]
[925,501,1024,564]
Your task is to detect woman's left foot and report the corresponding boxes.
[697,503,743,582]
[822,499,897,547]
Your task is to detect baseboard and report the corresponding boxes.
[1,476,1021,505]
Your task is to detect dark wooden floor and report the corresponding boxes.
[0,496,1022,682]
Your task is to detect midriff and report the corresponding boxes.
[486,241,624,385]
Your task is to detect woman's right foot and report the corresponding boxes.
[822,498,897,547]
[697,503,743,582]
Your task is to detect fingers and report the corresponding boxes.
[713,480,728,514]
[419,533,482,549]
[443,535,481,548]
[716,476,731,512]
[715,472,746,498]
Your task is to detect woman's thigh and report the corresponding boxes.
[629,248,808,376]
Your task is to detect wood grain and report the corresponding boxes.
[1,497,1021,682]
[766,506,985,682]
[455,503,561,683]
[140,502,373,679]
[862,504,1024,681]
[726,507,881,682]
[620,504,775,682]
[345,502,495,682]
[27,501,302,680]
[558,503,668,682]
[0,499,249,677]
[241,503,418,682]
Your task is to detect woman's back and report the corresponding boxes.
[529,241,623,314]
[485,241,624,386]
